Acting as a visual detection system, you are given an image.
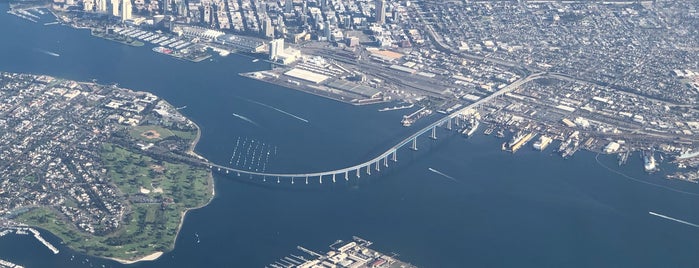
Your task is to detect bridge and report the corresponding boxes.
[204,72,545,184]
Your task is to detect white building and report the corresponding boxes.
[96,0,107,12]
[110,0,120,17]
[121,0,132,21]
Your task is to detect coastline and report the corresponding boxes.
[101,117,215,265]
[107,252,164,265]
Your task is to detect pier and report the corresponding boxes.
[206,74,541,184]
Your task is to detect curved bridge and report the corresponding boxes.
[205,73,544,184]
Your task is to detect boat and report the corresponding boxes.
[461,119,480,137]
[617,151,630,166]
[643,151,657,173]
[378,103,414,112]
[532,135,552,151]
[507,132,535,153]
[252,58,260,62]
[152,46,173,55]
[495,129,505,138]
[508,132,526,148]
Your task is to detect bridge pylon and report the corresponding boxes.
[392,150,397,162]
[384,157,388,167]
[411,138,418,151]
[345,172,349,181]
[332,174,336,183]
[305,176,308,184]
[430,126,437,140]
[367,165,371,175]
[447,118,452,130]
[375,161,380,172]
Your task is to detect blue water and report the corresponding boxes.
[0,5,698,267]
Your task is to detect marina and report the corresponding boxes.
[0,258,24,268]
[267,237,416,268]
[1,227,59,255]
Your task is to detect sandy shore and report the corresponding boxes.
[107,251,163,265]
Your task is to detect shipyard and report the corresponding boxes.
[267,237,416,268]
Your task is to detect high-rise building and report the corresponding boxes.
[264,17,274,38]
[110,0,120,17]
[324,21,331,40]
[83,0,95,12]
[375,0,386,24]
[201,3,212,24]
[269,38,284,60]
[121,0,132,21]
[285,0,293,13]
[95,0,107,12]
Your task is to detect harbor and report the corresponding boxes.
[0,227,59,255]
[267,237,416,268]
[0,258,24,268]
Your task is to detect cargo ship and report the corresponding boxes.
[533,135,552,151]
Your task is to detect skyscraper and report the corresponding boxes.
[96,0,107,12]
[375,0,386,25]
[324,21,331,40]
[264,17,274,38]
[121,0,132,21]
[269,38,284,61]
[83,0,95,12]
[285,0,293,13]
[110,0,120,17]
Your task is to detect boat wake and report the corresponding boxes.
[649,211,699,228]
[428,168,459,183]
[240,97,309,123]
[594,153,699,197]
[232,112,259,126]
[35,48,60,57]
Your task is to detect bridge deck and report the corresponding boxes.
[205,73,543,179]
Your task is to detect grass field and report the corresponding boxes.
[15,144,213,261]
[128,125,196,142]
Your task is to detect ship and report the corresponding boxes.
[379,103,414,112]
[532,135,552,151]
[152,46,173,55]
[617,151,630,166]
[461,119,480,137]
[495,129,505,138]
[561,140,579,159]
[508,132,526,148]
[643,151,657,173]
[509,132,535,153]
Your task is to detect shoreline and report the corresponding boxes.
[106,251,164,265]
[99,113,215,265]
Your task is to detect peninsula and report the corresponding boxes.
[0,72,213,263]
